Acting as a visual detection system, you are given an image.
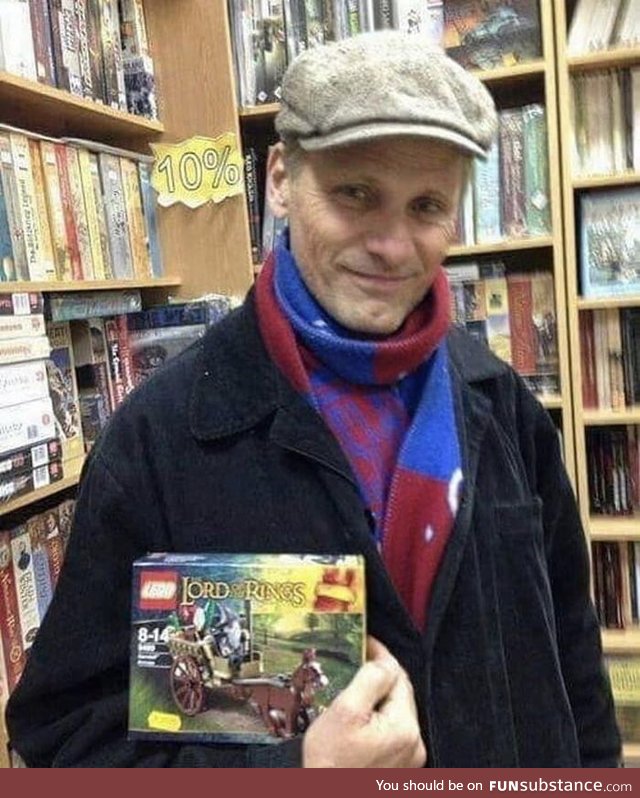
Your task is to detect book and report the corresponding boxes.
[47,288,142,321]
[0,335,51,365]
[579,188,640,298]
[473,143,502,244]
[0,461,63,504]
[64,146,95,280]
[46,321,84,463]
[53,143,83,280]
[26,513,53,624]
[523,104,551,236]
[0,438,62,482]
[137,161,163,278]
[99,152,134,278]
[129,553,365,744]
[128,324,206,385]
[0,292,43,316]
[0,530,25,695]
[120,157,151,279]
[0,313,45,339]
[77,148,107,280]
[443,0,542,71]
[10,523,40,651]
[498,107,526,239]
[0,0,37,79]
[72,317,115,414]
[28,0,55,85]
[0,359,50,409]
[40,140,73,281]
[123,54,158,119]
[0,133,28,280]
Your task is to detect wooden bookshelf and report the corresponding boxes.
[567,48,640,73]
[590,516,640,540]
[577,295,640,311]
[573,172,640,190]
[0,71,164,147]
[0,277,181,293]
[582,409,640,426]
[602,629,640,654]
[0,457,84,519]
[447,235,554,259]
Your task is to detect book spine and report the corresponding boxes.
[27,517,54,623]
[99,152,133,278]
[0,335,51,366]
[120,157,151,278]
[53,143,83,281]
[59,0,84,94]
[0,292,44,316]
[0,311,45,338]
[118,0,149,55]
[103,316,126,407]
[46,320,84,463]
[484,275,512,365]
[123,53,158,119]
[87,153,113,279]
[0,437,62,481]
[0,0,38,78]
[116,313,135,395]
[473,144,502,243]
[43,509,65,589]
[531,271,559,391]
[106,0,126,108]
[0,134,28,281]
[137,161,162,278]
[0,161,15,281]
[499,107,527,238]
[372,0,394,29]
[0,531,25,693]
[40,140,73,281]
[28,139,58,282]
[523,104,552,236]
[10,132,55,282]
[579,310,598,409]
[10,524,40,651]
[0,359,50,409]
[0,460,63,503]
[29,0,56,85]
[77,148,106,280]
[506,275,536,376]
[64,146,95,280]
[48,288,141,321]
[85,0,106,102]
[75,0,94,98]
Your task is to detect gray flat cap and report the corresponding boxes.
[275,31,498,159]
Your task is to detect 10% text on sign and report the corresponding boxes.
[150,133,244,209]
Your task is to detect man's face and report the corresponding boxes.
[268,137,466,336]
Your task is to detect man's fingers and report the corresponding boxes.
[337,653,402,716]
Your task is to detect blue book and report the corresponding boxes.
[473,144,503,244]
[138,160,164,278]
[0,168,15,281]
[580,188,640,298]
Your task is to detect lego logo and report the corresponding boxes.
[139,570,178,610]
[141,581,176,600]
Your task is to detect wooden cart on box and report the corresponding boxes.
[166,622,328,738]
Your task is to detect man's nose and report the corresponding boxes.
[364,219,416,268]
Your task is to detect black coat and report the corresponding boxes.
[6,296,621,767]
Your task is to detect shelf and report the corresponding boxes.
[0,456,84,518]
[568,48,640,73]
[0,277,181,293]
[0,71,164,144]
[538,394,564,410]
[590,516,640,540]
[471,59,546,85]
[573,173,640,190]
[623,743,640,763]
[447,236,554,258]
[602,629,640,653]
[582,409,640,426]
[577,295,640,311]
[239,103,280,120]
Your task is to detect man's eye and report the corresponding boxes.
[413,198,445,216]
[335,185,371,204]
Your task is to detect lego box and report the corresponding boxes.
[129,553,366,744]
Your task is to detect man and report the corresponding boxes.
[6,31,620,768]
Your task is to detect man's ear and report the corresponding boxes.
[266,142,290,219]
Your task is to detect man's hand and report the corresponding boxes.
[303,636,427,768]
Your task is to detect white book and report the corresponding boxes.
[0,396,55,456]
[0,314,46,340]
[568,0,599,55]
[0,0,37,79]
[0,334,51,365]
[10,524,40,651]
[0,359,50,409]
[632,68,640,172]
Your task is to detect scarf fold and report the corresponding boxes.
[256,239,462,630]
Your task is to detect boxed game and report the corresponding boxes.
[129,553,366,744]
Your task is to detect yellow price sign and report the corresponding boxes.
[150,133,244,209]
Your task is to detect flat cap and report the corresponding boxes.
[275,31,498,159]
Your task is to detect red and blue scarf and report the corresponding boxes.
[256,238,462,629]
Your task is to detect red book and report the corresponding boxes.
[506,274,536,376]
[0,530,26,693]
[54,143,83,281]
[579,310,598,409]
[42,508,65,589]
[116,314,136,396]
